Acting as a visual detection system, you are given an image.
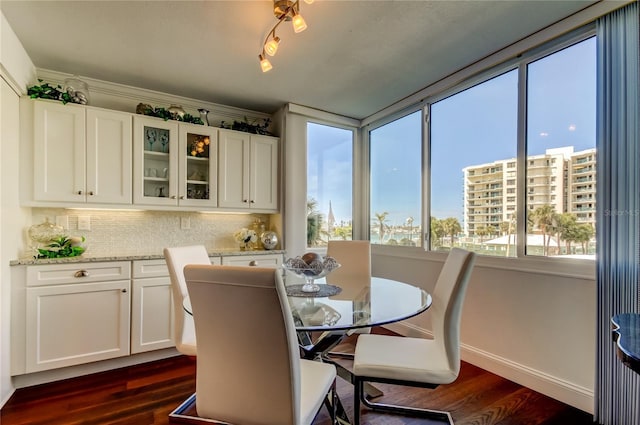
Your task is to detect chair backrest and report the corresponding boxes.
[431,248,476,375]
[326,240,371,299]
[163,245,211,356]
[184,264,301,425]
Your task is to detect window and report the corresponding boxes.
[362,29,595,262]
[431,70,518,255]
[525,37,596,257]
[369,111,422,247]
[307,123,354,247]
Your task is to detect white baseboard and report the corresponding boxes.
[383,322,594,414]
[0,388,15,410]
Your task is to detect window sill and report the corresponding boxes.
[371,245,596,281]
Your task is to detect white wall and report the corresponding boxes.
[0,11,34,406]
[373,247,595,412]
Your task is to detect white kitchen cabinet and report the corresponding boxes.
[221,253,283,268]
[218,130,278,211]
[24,262,131,373]
[133,116,218,207]
[33,100,132,204]
[131,260,174,354]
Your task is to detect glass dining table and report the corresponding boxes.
[182,273,432,425]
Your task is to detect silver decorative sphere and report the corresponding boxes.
[261,231,278,250]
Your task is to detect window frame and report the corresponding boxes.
[361,24,596,277]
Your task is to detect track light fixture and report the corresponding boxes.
[258,0,313,73]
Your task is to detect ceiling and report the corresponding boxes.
[1,1,599,120]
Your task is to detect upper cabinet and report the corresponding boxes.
[218,129,278,211]
[33,100,132,204]
[133,116,218,207]
[23,99,278,212]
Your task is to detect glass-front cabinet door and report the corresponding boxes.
[178,124,218,207]
[133,117,179,206]
[133,116,218,208]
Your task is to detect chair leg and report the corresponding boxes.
[355,377,454,425]
[353,379,363,425]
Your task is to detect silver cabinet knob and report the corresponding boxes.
[74,270,89,278]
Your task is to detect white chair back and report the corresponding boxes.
[184,265,301,425]
[163,245,211,356]
[431,247,476,374]
[326,240,371,297]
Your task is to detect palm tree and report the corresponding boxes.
[530,205,556,255]
[575,224,595,254]
[475,226,489,244]
[373,212,389,244]
[441,217,462,247]
[430,217,445,248]
[556,213,578,255]
[307,198,324,246]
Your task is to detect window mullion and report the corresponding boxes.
[516,62,528,258]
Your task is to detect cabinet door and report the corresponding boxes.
[33,101,86,202]
[133,117,179,206]
[218,130,250,208]
[250,135,278,210]
[86,109,133,204]
[25,280,130,373]
[131,277,174,354]
[179,124,218,207]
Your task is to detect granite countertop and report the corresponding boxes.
[10,249,286,266]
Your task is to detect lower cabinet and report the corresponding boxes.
[13,253,280,376]
[131,260,174,354]
[24,262,131,373]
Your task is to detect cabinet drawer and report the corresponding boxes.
[26,261,131,287]
[221,254,282,268]
[132,259,169,278]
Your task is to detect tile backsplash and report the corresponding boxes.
[28,208,273,258]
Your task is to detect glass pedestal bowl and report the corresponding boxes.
[283,255,340,293]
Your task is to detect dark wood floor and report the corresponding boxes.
[2,330,595,425]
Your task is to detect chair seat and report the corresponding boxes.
[300,359,336,425]
[354,334,457,384]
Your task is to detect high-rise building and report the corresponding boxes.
[462,146,596,236]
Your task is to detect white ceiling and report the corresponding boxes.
[1,1,599,119]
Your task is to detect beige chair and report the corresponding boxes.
[163,245,211,357]
[177,264,338,425]
[352,248,476,425]
[326,240,372,335]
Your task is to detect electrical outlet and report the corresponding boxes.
[78,216,91,231]
[56,216,69,230]
[181,217,190,230]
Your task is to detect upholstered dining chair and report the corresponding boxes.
[163,245,211,357]
[351,247,476,425]
[177,264,338,425]
[326,240,372,336]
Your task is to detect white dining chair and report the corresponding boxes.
[351,248,476,425]
[173,264,338,425]
[326,240,372,336]
[163,245,211,357]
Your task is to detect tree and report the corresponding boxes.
[531,205,556,256]
[575,224,594,254]
[475,226,489,244]
[373,212,389,244]
[441,217,462,247]
[307,198,324,246]
[430,217,445,248]
[556,213,578,255]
